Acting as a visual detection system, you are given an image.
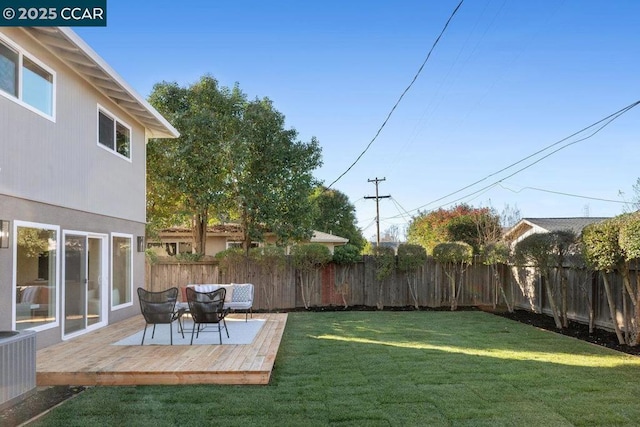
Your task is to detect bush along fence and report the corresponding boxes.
[146,251,637,338]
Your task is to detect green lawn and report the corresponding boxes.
[34,311,640,426]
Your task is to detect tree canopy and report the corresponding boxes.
[406,204,501,254]
[147,75,322,253]
[310,187,365,250]
[233,98,322,249]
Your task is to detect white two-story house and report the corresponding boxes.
[0,27,178,348]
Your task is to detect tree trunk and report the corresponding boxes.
[377,280,384,310]
[336,264,350,309]
[542,273,563,329]
[602,272,625,345]
[619,265,638,345]
[192,210,208,255]
[454,263,469,309]
[298,271,309,310]
[492,265,513,312]
[444,265,456,311]
[636,265,640,346]
[559,268,568,328]
[620,263,637,306]
[407,274,419,309]
[623,289,630,344]
[241,206,251,256]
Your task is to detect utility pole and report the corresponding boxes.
[365,177,390,247]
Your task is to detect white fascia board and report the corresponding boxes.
[58,27,179,139]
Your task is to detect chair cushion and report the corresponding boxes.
[194,284,234,303]
[194,284,219,293]
[231,284,252,302]
[219,285,234,303]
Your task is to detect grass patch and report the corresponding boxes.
[33,311,640,426]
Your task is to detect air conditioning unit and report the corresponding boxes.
[0,330,36,410]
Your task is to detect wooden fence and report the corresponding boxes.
[146,256,500,310]
[145,256,636,332]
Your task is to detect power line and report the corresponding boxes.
[405,99,640,214]
[498,183,628,204]
[389,196,413,223]
[326,0,465,190]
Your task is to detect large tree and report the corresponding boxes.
[406,204,501,254]
[231,98,322,250]
[148,76,322,254]
[311,187,366,250]
[148,76,245,253]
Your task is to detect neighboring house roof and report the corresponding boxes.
[160,225,244,236]
[158,225,349,244]
[311,231,349,245]
[22,27,179,139]
[504,217,610,242]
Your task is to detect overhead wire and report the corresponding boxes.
[390,197,413,223]
[326,0,465,190]
[498,183,628,204]
[379,99,640,222]
[385,0,508,176]
[404,99,640,214]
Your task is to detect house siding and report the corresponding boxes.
[0,195,144,349]
[0,28,146,223]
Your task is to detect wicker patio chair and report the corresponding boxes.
[137,287,184,345]
[186,287,229,345]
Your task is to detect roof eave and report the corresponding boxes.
[24,27,179,139]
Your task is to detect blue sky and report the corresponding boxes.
[76,0,640,240]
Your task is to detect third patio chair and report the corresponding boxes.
[185,286,229,345]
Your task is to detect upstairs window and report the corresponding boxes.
[98,106,131,160]
[0,42,18,96]
[0,36,55,119]
[23,57,53,116]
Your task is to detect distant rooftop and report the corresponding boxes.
[523,217,610,235]
[504,217,610,241]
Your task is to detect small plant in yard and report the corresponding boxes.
[291,243,332,309]
[144,248,159,265]
[513,231,576,330]
[215,247,249,282]
[397,243,427,309]
[432,241,473,310]
[174,252,204,262]
[481,242,512,312]
[250,245,286,312]
[618,212,640,345]
[332,244,361,309]
[372,245,395,310]
[583,218,632,344]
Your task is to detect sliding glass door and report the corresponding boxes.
[63,232,107,337]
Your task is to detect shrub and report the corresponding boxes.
[333,244,361,265]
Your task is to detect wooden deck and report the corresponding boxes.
[36,313,287,386]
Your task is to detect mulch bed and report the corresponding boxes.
[489,308,640,356]
[0,386,85,426]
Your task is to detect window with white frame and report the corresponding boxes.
[0,36,55,118]
[98,106,131,159]
[14,222,59,331]
[111,234,132,307]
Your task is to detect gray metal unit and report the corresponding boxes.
[0,330,36,410]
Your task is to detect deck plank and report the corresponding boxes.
[36,313,286,386]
